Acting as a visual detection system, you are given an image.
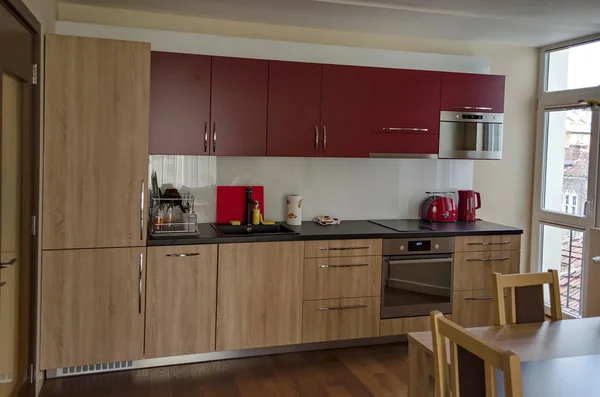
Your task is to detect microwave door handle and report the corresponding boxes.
[387,258,453,265]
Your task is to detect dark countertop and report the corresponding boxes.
[147,219,523,246]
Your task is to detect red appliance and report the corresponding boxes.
[421,192,458,222]
[457,190,481,222]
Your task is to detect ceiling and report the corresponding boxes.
[60,0,600,46]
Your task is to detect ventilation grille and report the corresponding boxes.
[0,372,13,383]
[55,361,134,377]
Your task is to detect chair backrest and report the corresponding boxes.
[491,270,562,326]
[430,311,523,397]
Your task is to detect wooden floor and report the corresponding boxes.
[40,343,409,397]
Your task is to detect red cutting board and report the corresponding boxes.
[216,186,265,224]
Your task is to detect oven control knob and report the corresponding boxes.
[400,245,405,251]
[435,244,440,250]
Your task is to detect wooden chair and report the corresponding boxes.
[491,270,562,326]
[430,311,523,397]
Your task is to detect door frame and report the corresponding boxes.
[0,0,40,395]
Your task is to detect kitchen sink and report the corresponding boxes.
[212,223,299,236]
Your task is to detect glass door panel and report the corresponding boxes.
[0,73,23,393]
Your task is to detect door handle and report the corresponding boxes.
[166,253,200,257]
[323,126,327,152]
[0,282,6,287]
[315,126,319,152]
[319,263,369,268]
[204,122,208,153]
[318,305,367,311]
[212,123,217,153]
[140,180,145,241]
[465,257,510,262]
[0,258,17,269]
[138,253,143,314]
[592,256,600,263]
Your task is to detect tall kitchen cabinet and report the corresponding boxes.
[41,35,150,370]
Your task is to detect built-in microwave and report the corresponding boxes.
[438,111,504,160]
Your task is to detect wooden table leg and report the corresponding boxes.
[409,338,435,397]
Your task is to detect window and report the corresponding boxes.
[563,193,577,215]
[547,39,600,92]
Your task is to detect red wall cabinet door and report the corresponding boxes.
[321,65,374,158]
[211,56,269,156]
[371,68,441,155]
[267,61,322,157]
[150,52,211,155]
[441,72,506,113]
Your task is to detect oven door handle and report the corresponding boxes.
[387,258,453,265]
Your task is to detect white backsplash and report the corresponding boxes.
[149,156,474,223]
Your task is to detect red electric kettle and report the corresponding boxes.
[458,190,481,222]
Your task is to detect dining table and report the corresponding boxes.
[407,316,600,397]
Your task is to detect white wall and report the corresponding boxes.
[56,3,538,268]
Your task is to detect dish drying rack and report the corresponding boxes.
[149,193,198,237]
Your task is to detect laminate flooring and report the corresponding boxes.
[40,343,409,397]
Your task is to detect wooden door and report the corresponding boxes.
[43,35,150,250]
[40,248,146,370]
[150,52,211,155]
[216,242,303,351]
[441,72,506,113]
[267,61,322,157]
[321,65,373,158]
[584,228,600,317]
[145,245,218,358]
[0,71,23,391]
[211,56,268,156]
[370,68,441,155]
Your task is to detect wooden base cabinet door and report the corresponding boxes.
[43,35,150,250]
[40,248,146,370]
[452,289,496,328]
[302,297,380,343]
[145,245,218,358]
[216,242,304,351]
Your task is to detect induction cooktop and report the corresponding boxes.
[368,219,433,232]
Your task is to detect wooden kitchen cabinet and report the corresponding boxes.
[379,314,451,336]
[454,234,521,253]
[267,61,323,157]
[321,65,373,158]
[441,72,506,113]
[150,52,211,155]
[452,289,512,328]
[453,250,520,291]
[145,245,217,359]
[304,239,382,258]
[371,69,441,155]
[216,242,304,351]
[211,56,268,156]
[303,256,381,300]
[43,35,150,250]
[40,248,146,370]
[302,297,380,343]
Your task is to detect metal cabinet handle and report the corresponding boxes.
[382,127,429,132]
[319,246,370,251]
[466,257,510,262]
[166,253,200,257]
[212,123,217,153]
[318,305,367,311]
[0,281,6,287]
[138,253,143,314]
[323,126,327,151]
[593,256,600,263]
[451,106,493,111]
[0,258,17,269]
[467,241,511,246]
[465,296,494,301]
[319,263,369,269]
[315,126,319,152]
[204,122,208,153]
[140,180,145,241]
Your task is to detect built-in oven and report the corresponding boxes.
[438,111,504,160]
[381,237,454,319]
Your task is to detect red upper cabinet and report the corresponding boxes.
[441,72,506,113]
[211,56,269,156]
[267,61,322,157]
[371,68,441,155]
[150,52,211,155]
[321,65,374,158]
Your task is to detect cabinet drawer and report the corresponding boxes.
[455,235,521,252]
[303,256,381,300]
[380,315,452,336]
[304,239,382,258]
[454,250,520,291]
[302,297,379,343]
[452,289,496,328]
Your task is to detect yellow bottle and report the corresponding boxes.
[252,201,260,225]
